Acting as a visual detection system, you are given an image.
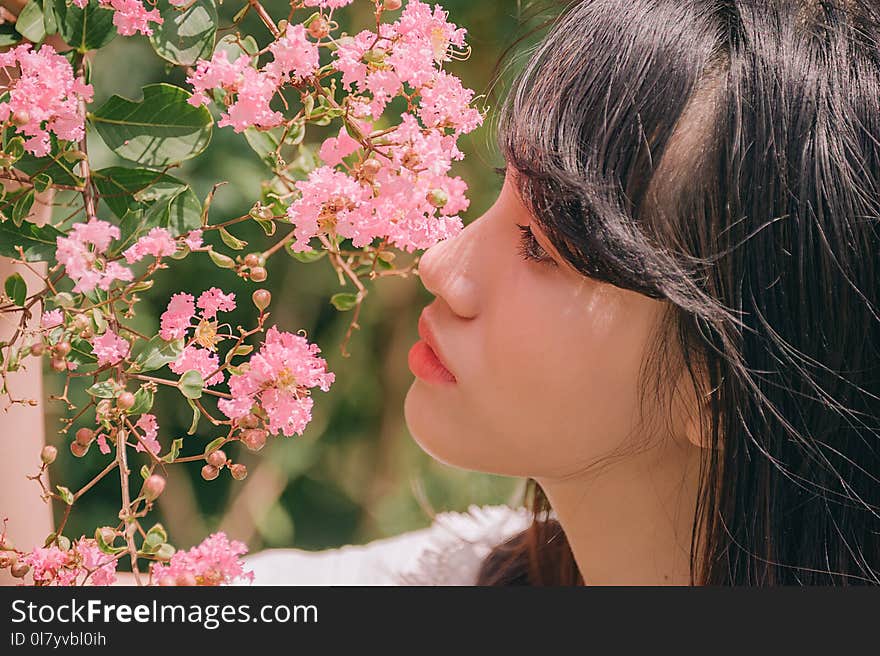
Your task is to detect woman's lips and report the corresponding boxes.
[409,312,457,384]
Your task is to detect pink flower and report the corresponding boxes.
[122,227,177,264]
[89,329,130,367]
[184,229,203,250]
[40,309,64,330]
[197,287,236,319]
[418,70,483,135]
[0,44,93,157]
[55,219,133,294]
[265,24,319,82]
[159,292,195,340]
[99,0,163,37]
[96,433,111,455]
[217,325,335,437]
[151,532,254,586]
[133,413,160,454]
[75,539,117,586]
[187,49,253,107]
[169,345,224,387]
[318,126,361,167]
[216,67,282,132]
[21,545,71,584]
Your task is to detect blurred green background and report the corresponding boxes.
[41,0,549,558]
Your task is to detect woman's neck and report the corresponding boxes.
[535,438,704,586]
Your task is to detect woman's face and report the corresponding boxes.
[404,169,678,479]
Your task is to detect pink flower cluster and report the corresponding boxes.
[56,219,133,294]
[217,325,335,437]
[89,328,130,367]
[21,538,117,586]
[159,288,237,387]
[71,0,163,37]
[152,532,253,586]
[186,24,319,132]
[287,112,469,253]
[57,223,181,294]
[0,44,93,157]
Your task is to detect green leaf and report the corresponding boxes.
[91,83,213,167]
[140,465,150,480]
[32,173,53,193]
[4,273,26,306]
[15,147,85,188]
[208,248,235,269]
[149,0,217,66]
[128,334,184,374]
[11,188,35,227]
[178,369,203,399]
[218,226,246,250]
[86,380,120,399]
[56,485,74,506]
[244,127,282,168]
[128,387,154,415]
[0,220,64,262]
[0,23,22,47]
[94,528,126,555]
[203,436,225,455]
[161,437,184,463]
[286,243,326,263]
[93,167,187,219]
[15,1,45,43]
[186,398,200,435]
[330,292,358,311]
[67,336,97,367]
[53,0,117,52]
[112,187,200,256]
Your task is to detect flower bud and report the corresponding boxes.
[144,475,166,501]
[244,252,264,268]
[252,289,271,312]
[40,445,58,464]
[239,413,260,430]
[97,526,116,545]
[206,449,227,468]
[72,314,90,331]
[229,463,248,481]
[79,327,94,339]
[427,188,448,209]
[75,427,95,446]
[10,561,30,579]
[201,464,219,481]
[50,357,67,372]
[358,158,382,182]
[70,441,89,457]
[249,266,268,282]
[11,111,29,127]
[240,428,268,452]
[0,550,18,568]
[54,341,72,357]
[116,392,135,410]
[29,342,45,357]
[155,543,176,561]
[177,572,197,586]
[307,16,330,39]
[383,0,402,9]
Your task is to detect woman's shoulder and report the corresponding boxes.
[236,504,533,586]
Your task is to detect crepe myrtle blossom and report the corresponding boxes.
[55,218,134,294]
[0,44,93,157]
[20,538,117,586]
[159,292,196,340]
[123,227,178,264]
[152,532,254,586]
[217,325,335,437]
[40,309,64,330]
[89,328,131,367]
[132,413,161,455]
[186,25,319,132]
[169,344,225,386]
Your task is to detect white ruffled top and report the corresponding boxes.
[234,504,533,586]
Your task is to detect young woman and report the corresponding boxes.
[5,0,880,586]
[244,0,880,586]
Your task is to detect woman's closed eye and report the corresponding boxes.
[516,223,557,267]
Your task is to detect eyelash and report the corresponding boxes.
[516,223,556,266]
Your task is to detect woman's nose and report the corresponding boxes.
[416,218,484,320]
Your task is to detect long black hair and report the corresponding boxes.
[477,0,880,585]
